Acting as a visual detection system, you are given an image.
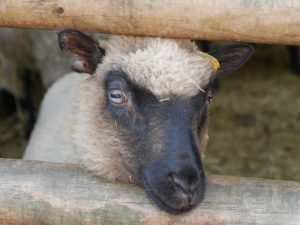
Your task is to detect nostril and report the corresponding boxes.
[168,169,201,194]
[171,174,190,194]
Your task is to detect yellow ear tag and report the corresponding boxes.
[196,51,220,71]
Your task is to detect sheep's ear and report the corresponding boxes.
[58,29,105,74]
[209,44,254,78]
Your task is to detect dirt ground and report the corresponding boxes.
[0,44,299,182]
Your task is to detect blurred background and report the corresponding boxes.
[0,28,299,182]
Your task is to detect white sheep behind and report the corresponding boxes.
[23,73,81,163]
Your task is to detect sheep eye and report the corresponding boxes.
[108,89,128,104]
[206,91,213,103]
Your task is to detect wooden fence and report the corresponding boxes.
[0,0,300,44]
[0,159,299,225]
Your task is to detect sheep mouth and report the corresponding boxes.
[141,174,201,214]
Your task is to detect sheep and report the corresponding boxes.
[0,29,35,99]
[23,29,254,213]
[0,28,108,140]
[0,28,39,139]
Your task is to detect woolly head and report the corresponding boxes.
[58,29,254,213]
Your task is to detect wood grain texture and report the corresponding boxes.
[0,0,300,44]
[0,159,299,225]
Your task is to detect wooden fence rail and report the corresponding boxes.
[0,0,300,45]
[0,159,299,225]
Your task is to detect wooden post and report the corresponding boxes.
[0,0,300,45]
[0,159,299,225]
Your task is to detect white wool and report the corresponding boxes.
[23,73,80,163]
[24,35,213,182]
[98,36,214,97]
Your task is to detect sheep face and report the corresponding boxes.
[104,69,208,212]
[58,29,254,213]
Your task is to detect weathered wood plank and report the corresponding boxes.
[0,1,300,44]
[0,159,299,225]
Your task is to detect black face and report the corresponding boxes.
[104,70,211,213]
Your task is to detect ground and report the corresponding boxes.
[0,44,299,182]
[206,63,300,181]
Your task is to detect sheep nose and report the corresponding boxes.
[169,169,200,200]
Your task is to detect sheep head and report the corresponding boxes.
[58,29,254,213]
